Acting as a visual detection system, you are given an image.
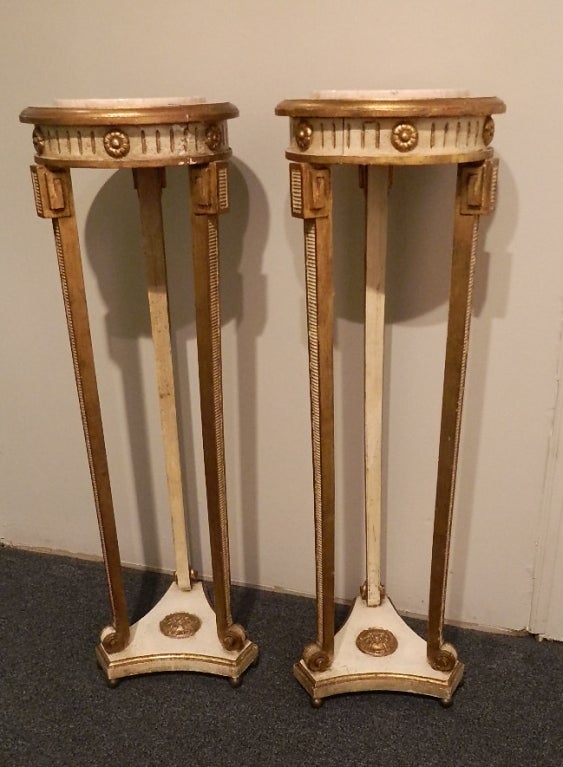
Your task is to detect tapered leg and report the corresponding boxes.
[30,165,129,653]
[189,162,246,651]
[363,166,390,607]
[427,158,499,671]
[289,162,335,671]
[134,168,191,591]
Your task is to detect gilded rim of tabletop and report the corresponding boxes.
[275,96,506,119]
[20,102,238,168]
[19,101,239,126]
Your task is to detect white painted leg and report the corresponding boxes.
[364,166,389,607]
[135,168,192,591]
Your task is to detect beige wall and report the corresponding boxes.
[2,1,562,635]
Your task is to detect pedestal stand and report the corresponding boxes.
[276,90,505,706]
[20,98,258,686]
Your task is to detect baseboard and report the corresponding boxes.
[2,541,530,638]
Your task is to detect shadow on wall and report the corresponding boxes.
[283,158,517,609]
[83,159,269,622]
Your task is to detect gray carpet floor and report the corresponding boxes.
[1,545,562,766]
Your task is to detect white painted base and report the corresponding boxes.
[294,595,463,704]
[96,582,258,683]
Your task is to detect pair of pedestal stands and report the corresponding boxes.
[20,90,505,707]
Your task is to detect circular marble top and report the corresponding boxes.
[311,89,471,100]
[53,97,206,108]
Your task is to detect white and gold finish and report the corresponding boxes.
[276,91,505,706]
[21,98,257,685]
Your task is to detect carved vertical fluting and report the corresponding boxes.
[189,162,246,651]
[205,214,232,614]
[427,159,499,671]
[30,165,129,653]
[290,163,335,672]
[304,220,324,643]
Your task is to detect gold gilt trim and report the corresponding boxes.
[283,149,494,167]
[293,659,464,702]
[275,97,506,119]
[20,102,239,126]
[96,639,259,677]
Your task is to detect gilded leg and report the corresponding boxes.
[290,162,335,670]
[427,159,499,671]
[189,163,246,651]
[30,165,129,653]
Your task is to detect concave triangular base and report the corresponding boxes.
[96,581,258,685]
[294,595,463,706]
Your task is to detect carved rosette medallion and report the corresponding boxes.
[103,129,131,158]
[356,627,398,657]
[32,126,45,155]
[391,122,419,152]
[482,116,495,146]
[159,612,202,638]
[295,121,314,151]
[205,123,223,151]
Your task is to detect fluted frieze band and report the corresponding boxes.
[20,102,238,168]
[276,96,505,165]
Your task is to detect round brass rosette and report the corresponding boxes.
[391,122,419,152]
[295,121,314,151]
[103,129,130,158]
[159,612,202,638]
[482,116,495,146]
[32,127,45,155]
[356,627,398,657]
[205,123,223,151]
